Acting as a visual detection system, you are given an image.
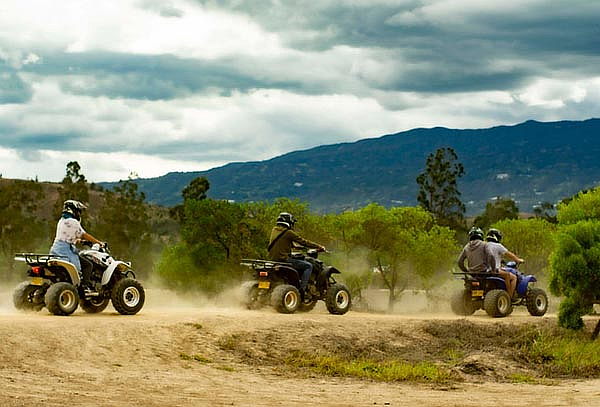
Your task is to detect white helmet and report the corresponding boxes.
[63,200,87,220]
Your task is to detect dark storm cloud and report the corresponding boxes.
[0,62,33,104]
[22,52,306,100]
[196,0,600,93]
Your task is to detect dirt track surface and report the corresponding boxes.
[1,298,599,407]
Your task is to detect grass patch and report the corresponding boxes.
[184,322,203,330]
[285,352,455,383]
[524,330,600,376]
[509,373,538,384]
[216,365,235,372]
[179,353,212,363]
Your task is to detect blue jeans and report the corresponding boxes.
[287,258,312,292]
[50,240,81,272]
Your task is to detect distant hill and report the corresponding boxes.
[100,118,600,214]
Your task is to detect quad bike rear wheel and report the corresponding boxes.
[13,281,44,312]
[111,278,145,315]
[45,282,80,316]
[483,289,512,318]
[325,283,351,315]
[241,281,262,310]
[526,288,548,316]
[80,297,110,313]
[271,284,300,314]
[450,289,476,316]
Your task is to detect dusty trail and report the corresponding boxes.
[0,297,599,406]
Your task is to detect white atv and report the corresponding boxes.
[13,242,145,316]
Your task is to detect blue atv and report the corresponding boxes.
[451,261,548,318]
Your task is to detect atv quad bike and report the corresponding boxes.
[240,249,351,314]
[13,242,145,316]
[451,261,548,318]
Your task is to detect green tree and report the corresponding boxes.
[170,176,211,222]
[416,147,465,230]
[473,197,519,230]
[182,177,210,201]
[549,188,600,333]
[331,204,457,311]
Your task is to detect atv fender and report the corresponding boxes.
[517,275,536,296]
[101,261,133,286]
[325,266,341,278]
[47,259,81,286]
[485,276,506,291]
[274,265,300,288]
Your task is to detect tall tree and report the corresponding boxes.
[55,161,89,219]
[182,177,210,201]
[416,147,465,230]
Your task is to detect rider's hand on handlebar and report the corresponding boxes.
[516,258,524,264]
[318,245,326,252]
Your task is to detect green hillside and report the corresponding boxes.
[101,118,600,214]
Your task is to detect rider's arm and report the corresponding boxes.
[457,249,468,272]
[82,232,103,246]
[504,250,524,263]
[289,230,325,251]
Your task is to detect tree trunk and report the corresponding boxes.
[387,289,396,313]
[592,319,600,340]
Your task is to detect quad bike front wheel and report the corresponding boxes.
[271,284,300,314]
[483,289,512,318]
[526,288,548,316]
[45,282,80,316]
[80,297,110,313]
[325,283,351,315]
[450,289,476,316]
[111,278,145,315]
[13,281,44,312]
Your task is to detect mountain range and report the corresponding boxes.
[100,118,600,215]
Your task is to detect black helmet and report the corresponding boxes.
[468,227,484,241]
[63,199,87,220]
[486,228,503,243]
[276,212,296,228]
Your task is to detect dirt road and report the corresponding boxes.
[1,294,599,407]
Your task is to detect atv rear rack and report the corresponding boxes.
[240,259,291,269]
[14,253,67,265]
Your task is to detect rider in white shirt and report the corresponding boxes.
[50,200,104,286]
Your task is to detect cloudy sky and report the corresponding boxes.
[1,0,599,182]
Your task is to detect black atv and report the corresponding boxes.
[240,249,351,314]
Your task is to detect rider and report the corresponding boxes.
[50,200,104,288]
[268,212,326,297]
[457,227,494,273]
[485,228,523,299]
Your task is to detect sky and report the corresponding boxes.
[1,0,599,182]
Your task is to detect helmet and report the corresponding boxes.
[486,228,503,243]
[63,200,87,220]
[276,212,296,229]
[468,227,484,241]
